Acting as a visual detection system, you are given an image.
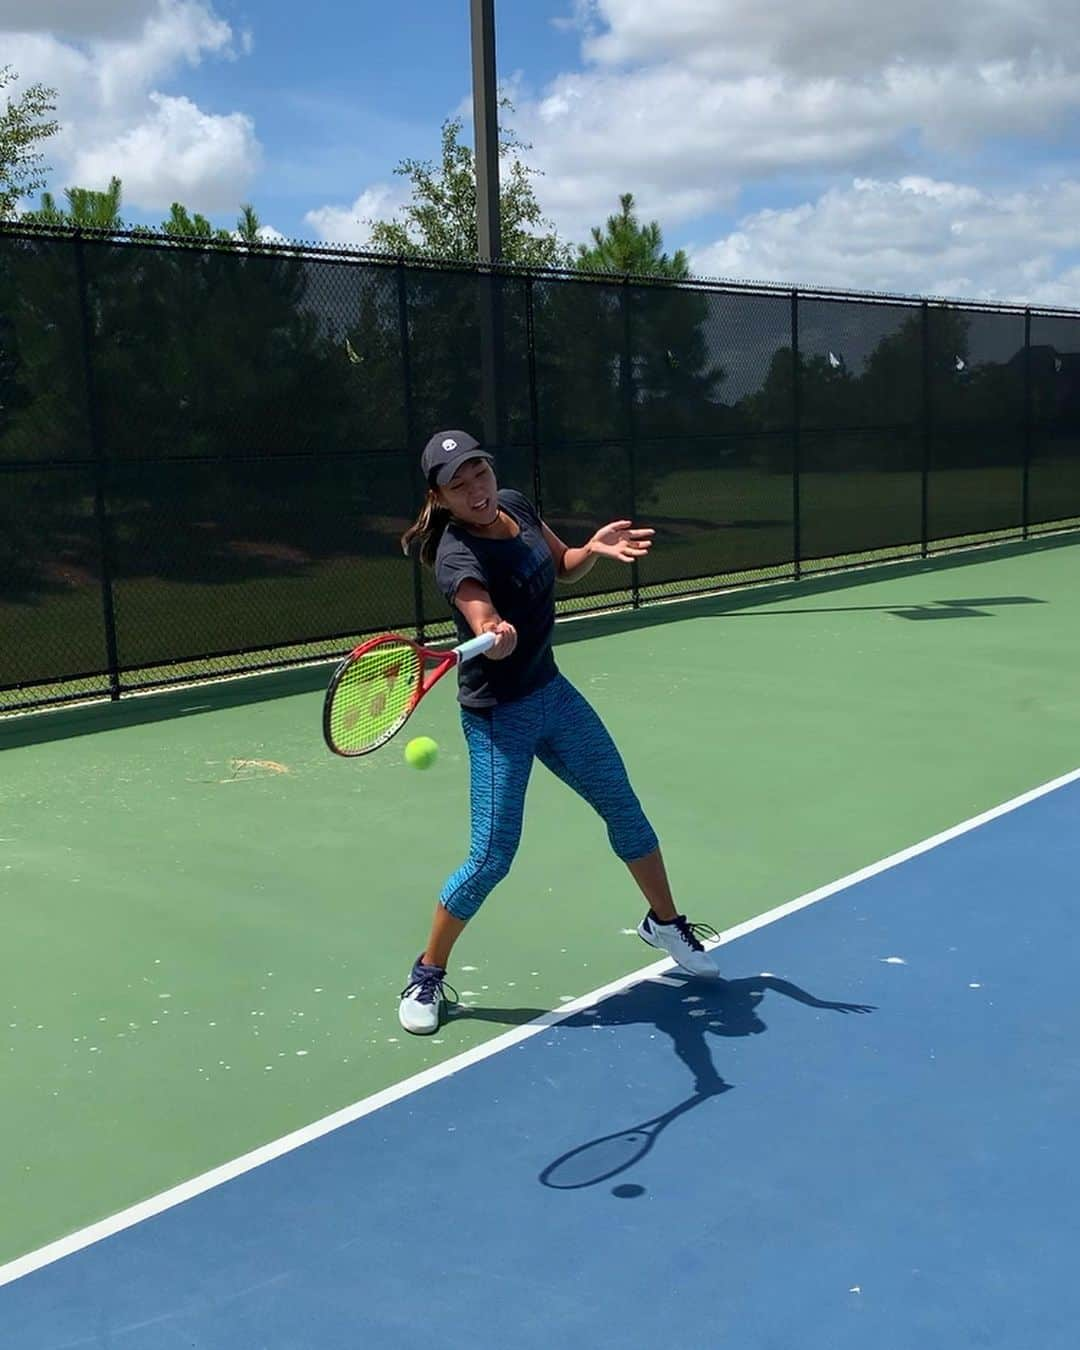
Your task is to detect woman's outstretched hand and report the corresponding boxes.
[588,520,655,564]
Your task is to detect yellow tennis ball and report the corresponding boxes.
[405,736,438,770]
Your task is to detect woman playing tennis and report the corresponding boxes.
[397,429,719,1034]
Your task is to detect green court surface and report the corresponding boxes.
[3,533,1079,1269]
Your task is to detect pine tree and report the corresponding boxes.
[576,193,689,279]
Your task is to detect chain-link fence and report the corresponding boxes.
[3,223,1080,714]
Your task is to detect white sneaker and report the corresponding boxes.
[637,912,721,978]
[398,957,454,1035]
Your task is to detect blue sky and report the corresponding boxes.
[3,0,1080,305]
[199,0,585,239]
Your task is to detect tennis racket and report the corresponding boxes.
[322,631,496,757]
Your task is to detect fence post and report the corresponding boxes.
[1022,308,1032,539]
[73,230,122,700]
[620,277,640,608]
[524,276,543,515]
[397,259,426,643]
[921,301,931,557]
[791,289,801,580]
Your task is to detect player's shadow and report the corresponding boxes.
[456,973,874,1191]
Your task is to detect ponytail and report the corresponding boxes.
[401,489,452,569]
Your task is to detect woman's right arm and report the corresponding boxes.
[454,579,518,660]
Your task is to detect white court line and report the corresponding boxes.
[3,762,1079,1291]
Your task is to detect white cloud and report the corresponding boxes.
[71,94,259,211]
[578,0,1080,77]
[1,1,259,214]
[516,0,1080,245]
[303,183,412,248]
[518,64,907,242]
[94,1,235,108]
[690,176,1080,305]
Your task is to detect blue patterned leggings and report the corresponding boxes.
[440,674,659,921]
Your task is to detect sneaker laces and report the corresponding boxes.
[400,967,459,1007]
[671,916,719,952]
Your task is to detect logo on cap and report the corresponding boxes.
[442,438,457,451]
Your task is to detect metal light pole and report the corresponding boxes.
[471,0,502,265]
[470,0,504,449]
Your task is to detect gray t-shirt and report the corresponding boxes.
[434,488,558,708]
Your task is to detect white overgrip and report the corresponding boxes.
[455,631,498,662]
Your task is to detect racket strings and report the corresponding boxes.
[328,641,421,754]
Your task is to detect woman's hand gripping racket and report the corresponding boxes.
[322,631,496,757]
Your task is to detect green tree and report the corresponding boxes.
[160,201,264,241]
[576,193,689,278]
[161,201,231,240]
[235,203,263,243]
[24,174,125,229]
[0,66,59,220]
[23,175,266,245]
[369,112,569,266]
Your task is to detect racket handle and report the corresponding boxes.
[455,631,498,662]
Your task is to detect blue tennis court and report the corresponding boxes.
[4,768,1078,1349]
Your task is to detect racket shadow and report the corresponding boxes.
[539,1088,728,1190]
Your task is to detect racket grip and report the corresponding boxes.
[455,631,498,662]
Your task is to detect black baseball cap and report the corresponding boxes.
[421,430,493,486]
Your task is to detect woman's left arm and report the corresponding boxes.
[541,519,655,584]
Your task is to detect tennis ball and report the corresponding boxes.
[405,736,439,770]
